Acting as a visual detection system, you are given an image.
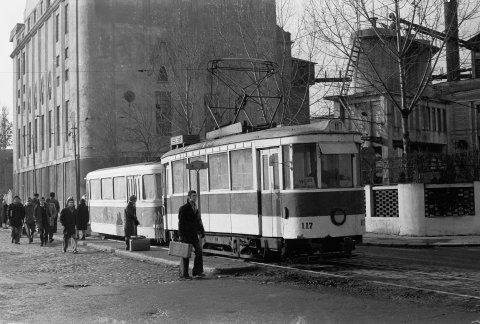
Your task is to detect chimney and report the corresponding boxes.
[444,0,460,81]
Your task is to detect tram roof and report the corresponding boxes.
[85,161,162,179]
[162,120,360,158]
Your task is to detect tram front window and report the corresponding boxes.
[320,154,353,188]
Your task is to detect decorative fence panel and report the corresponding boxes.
[424,185,475,217]
[373,187,399,218]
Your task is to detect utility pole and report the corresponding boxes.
[71,124,80,203]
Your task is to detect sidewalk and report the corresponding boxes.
[362,232,480,247]
[53,233,258,275]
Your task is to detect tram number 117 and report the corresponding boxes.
[301,222,313,229]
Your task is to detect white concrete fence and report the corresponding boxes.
[365,182,480,236]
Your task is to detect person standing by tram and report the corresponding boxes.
[60,197,79,253]
[124,195,140,251]
[77,198,89,240]
[8,196,25,244]
[178,190,205,279]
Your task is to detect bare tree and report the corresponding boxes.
[0,106,13,150]
[306,0,480,155]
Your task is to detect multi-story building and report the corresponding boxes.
[10,0,312,204]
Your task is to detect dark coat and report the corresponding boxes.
[34,205,50,230]
[8,203,25,228]
[178,201,205,244]
[24,203,35,224]
[124,202,139,237]
[77,203,89,230]
[59,207,78,236]
[48,198,60,217]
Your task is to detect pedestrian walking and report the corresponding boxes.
[8,196,25,244]
[124,195,139,251]
[35,197,50,247]
[24,198,36,243]
[0,194,7,229]
[178,190,205,279]
[77,198,89,240]
[48,192,60,235]
[59,197,78,253]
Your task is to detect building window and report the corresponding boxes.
[40,1,43,15]
[17,106,20,114]
[65,4,68,34]
[17,57,21,80]
[55,14,59,42]
[65,100,69,141]
[28,18,31,31]
[56,76,60,87]
[157,66,168,82]
[443,109,447,132]
[46,0,50,8]
[22,85,25,94]
[34,119,38,153]
[40,115,45,151]
[28,122,32,155]
[17,89,20,98]
[33,10,37,23]
[56,55,59,67]
[65,47,69,59]
[56,106,60,145]
[23,126,26,156]
[22,52,25,75]
[48,110,52,148]
[65,69,69,81]
[17,129,21,159]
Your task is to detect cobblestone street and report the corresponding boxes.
[0,228,181,323]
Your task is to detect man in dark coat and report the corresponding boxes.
[77,199,89,240]
[24,198,36,243]
[8,196,25,244]
[48,192,60,235]
[34,197,50,247]
[124,195,140,250]
[178,190,205,279]
[60,197,79,253]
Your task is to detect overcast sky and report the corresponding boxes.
[0,2,23,117]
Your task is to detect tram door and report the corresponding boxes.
[260,148,282,238]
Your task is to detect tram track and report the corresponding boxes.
[246,257,480,302]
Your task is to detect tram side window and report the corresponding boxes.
[231,149,253,190]
[173,160,188,194]
[209,152,229,190]
[101,178,113,200]
[90,179,101,200]
[189,156,208,192]
[113,176,126,200]
[282,146,291,189]
[143,174,162,200]
[321,154,353,188]
[293,143,318,189]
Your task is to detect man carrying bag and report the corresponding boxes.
[178,190,205,279]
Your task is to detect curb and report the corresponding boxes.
[76,240,259,275]
[361,241,480,247]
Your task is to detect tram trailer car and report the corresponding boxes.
[86,163,165,241]
[162,120,365,258]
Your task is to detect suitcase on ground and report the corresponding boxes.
[168,241,192,258]
[129,237,151,251]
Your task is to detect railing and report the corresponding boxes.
[372,186,399,218]
[362,151,480,186]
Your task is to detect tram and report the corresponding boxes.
[85,163,165,240]
[85,119,365,258]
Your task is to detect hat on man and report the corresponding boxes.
[129,195,137,202]
[33,193,39,197]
